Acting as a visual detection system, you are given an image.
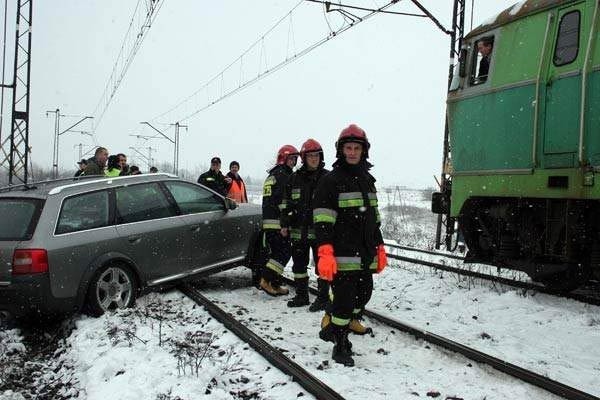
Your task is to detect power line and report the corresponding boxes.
[151,0,404,124]
[150,0,305,123]
[304,0,426,18]
[91,0,165,132]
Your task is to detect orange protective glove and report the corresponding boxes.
[317,244,337,281]
[376,244,387,273]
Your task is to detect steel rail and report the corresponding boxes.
[361,309,600,400]
[385,252,600,306]
[384,242,465,260]
[276,276,599,400]
[179,284,346,400]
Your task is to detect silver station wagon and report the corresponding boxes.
[0,174,262,317]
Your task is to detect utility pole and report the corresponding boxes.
[46,109,60,178]
[73,132,94,161]
[171,122,187,175]
[0,0,33,185]
[128,145,156,170]
[434,0,466,249]
[46,109,93,178]
[140,121,186,175]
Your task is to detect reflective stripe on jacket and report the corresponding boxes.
[312,159,383,270]
[262,164,293,230]
[280,164,328,241]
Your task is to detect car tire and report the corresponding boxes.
[86,263,137,317]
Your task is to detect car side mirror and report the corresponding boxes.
[458,48,467,78]
[224,198,238,211]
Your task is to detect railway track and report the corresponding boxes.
[384,243,600,306]
[270,277,599,400]
[182,273,599,400]
[179,284,345,400]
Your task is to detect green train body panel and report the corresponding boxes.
[450,169,596,216]
[448,85,535,172]
[448,0,600,217]
[490,11,548,85]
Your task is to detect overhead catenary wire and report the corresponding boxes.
[150,0,306,123]
[304,0,426,18]
[91,0,165,133]
[151,0,405,124]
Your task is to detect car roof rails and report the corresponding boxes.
[0,175,101,193]
[47,172,178,195]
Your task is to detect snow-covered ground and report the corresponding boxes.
[198,268,565,400]
[1,187,599,399]
[1,292,315,400]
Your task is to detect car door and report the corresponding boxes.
[163,181,243,267]
[114,182,188,283]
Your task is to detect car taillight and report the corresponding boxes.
[12,249,49,275]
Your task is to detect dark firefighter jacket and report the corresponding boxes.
[312,159,384,272]
[198,169,228,196]
[280,164,329,242]
[262,164,293,230]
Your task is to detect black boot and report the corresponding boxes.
[287,278,309,307]
[319,313,334,343]
[308,279,329,312]
[319,314,352,349]
[332,326,354,367]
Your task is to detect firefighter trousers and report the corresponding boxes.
[261,230,291,286]
[291,240,319,279]
[329,270,373,326]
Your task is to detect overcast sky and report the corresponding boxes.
[2,0,516,187]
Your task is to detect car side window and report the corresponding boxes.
[164,181,224,214]
[115,183,176,224]
[56,190,109,234]
[553,11,580,66]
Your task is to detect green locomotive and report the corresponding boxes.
[434,0,600,290]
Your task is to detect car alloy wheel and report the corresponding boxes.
[87,264,136,316]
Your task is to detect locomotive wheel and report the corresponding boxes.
[537,264,591,293]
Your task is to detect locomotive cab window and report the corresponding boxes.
[470,36,494,85]
[553,11,580,66]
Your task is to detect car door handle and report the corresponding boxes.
[128,235,142,244]
[190,224,201,233]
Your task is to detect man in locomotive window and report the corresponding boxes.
[259,144,299,296]
[280,138,330,309]
[313,124,387,367]
[476,36,494,82]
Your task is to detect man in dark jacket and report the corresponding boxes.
[313,124,387,367]
[198,157,231,196]
[477,37,493,82]
[82,147,108,176]
[74,159,87,177]
[259,145,299,296]
[281,139,329,309]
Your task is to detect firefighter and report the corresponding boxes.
[281,139,330,308]
[259,144,299,296]
[313,124,387,367]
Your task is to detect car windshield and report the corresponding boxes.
[0,198,43,240]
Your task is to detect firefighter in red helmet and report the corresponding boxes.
[259,144,299,295]
[313,124,387,366]
[280,139,330,308]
